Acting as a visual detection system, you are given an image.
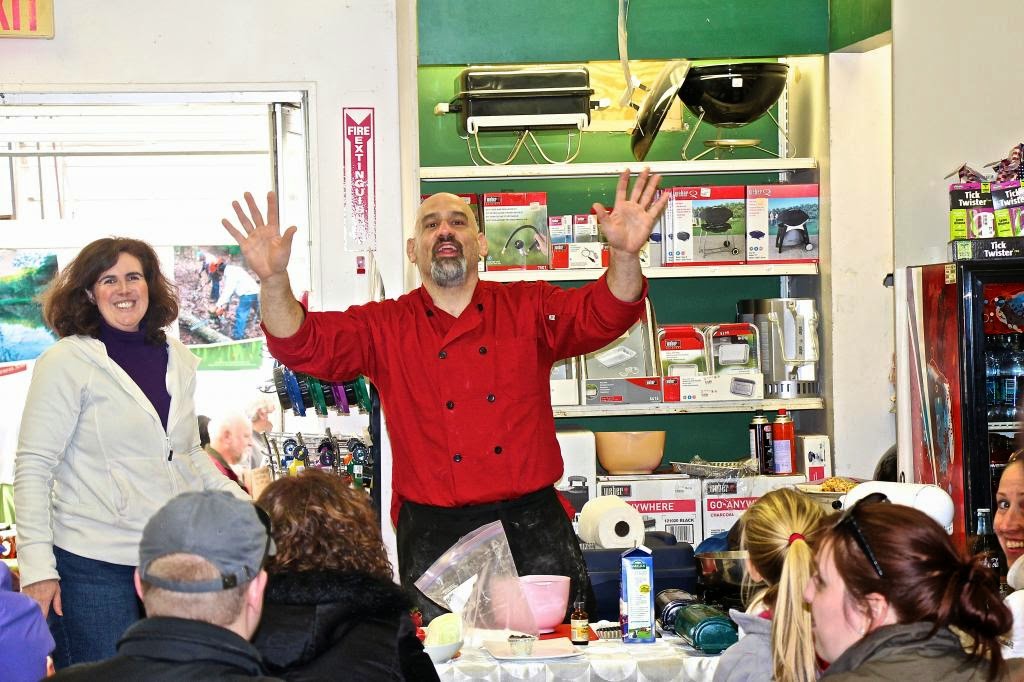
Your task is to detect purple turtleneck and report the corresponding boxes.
[98,320,171,430]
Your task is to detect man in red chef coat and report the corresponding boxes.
[222,169,667,621]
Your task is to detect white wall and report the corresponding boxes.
[828,44,896,479]
[893,1,1024,269]
[0,0,405,562]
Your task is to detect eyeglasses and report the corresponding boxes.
[836,492,890,578]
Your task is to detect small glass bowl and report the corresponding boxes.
[508,634,537,656]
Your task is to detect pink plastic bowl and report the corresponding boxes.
[520,574,570,633]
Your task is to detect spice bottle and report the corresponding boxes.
[771,409,796,474]
[570,598,589,646]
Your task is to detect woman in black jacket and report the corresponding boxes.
[253,469,438,681]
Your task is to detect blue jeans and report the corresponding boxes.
[49,546,141,669]
[233,293,258,339]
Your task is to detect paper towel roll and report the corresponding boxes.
[578,495,645,549]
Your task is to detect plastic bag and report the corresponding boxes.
[415,521,538,645]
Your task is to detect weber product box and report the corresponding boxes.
[568,242,608,269]
[664,187,693,264]
[701,474,806,540]
[555,427,596,531]
[550,356,580,406]
[597,475,703,544]
[706,323,760,375]
[620,546,656,643]
[658,324,708,379]
[583,300,661,405]
[421,192,483,271]
[482,192,549,270]
[548,214,574,244]
[993,180,1024,237]
[746,184,820,263]
[949,237,1024,261]
[797,434,832,483]
[669,371,763,402]
[666,185,745,265]
[573,214,600,242]
[949,182,994,240]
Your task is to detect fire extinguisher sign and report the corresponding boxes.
[343,108,376,251]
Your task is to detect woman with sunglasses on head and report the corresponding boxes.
[713,488,827,682]
[13,238,249,670]
[254,468,438,681]
[994,449,1024,658]
[805,497,1013,681]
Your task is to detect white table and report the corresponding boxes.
[434,636,721,682]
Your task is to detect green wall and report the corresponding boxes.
[830,0,891,51]
[419,0,831,64]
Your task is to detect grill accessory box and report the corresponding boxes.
[449,66,596,135]
[746,183,820,263]
[666,185,746,265]
[596,474,702,544]
[583,532,696,622]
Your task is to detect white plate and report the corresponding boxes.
[482,637,583,661]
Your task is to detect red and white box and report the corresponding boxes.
[797,435,832,483]
[573,214,600,242]
[596,475,703,545]
[701,474,806,540]
[667,185,746,265]
[746,183,820,263]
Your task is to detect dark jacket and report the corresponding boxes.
[253,570,439,682]
[821,621,1006,681]
[50,616,281,681]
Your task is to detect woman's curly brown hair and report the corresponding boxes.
[257,468,392,578]
[42,237,178,345]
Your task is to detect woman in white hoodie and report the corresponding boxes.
[14,238,248,669]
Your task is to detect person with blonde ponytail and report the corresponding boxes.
[806,495,1015,681]
[713,488,826,682]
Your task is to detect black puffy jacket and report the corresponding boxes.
[253,570,438,682]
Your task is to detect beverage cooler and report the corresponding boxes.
[896,260,1024,549]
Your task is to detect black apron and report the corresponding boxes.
[397,487,596,625]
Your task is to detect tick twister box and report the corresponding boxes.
[597,475,703,545]
[701,474,805,540]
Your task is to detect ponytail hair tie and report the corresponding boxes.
[788,533,805,546]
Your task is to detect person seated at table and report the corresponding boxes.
[713,488,827,682]
[253,469,438,681]
[805,495,1013,681]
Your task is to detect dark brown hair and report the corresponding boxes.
[42,237,178,344]
[257,468,392,578]
[821,503,1010,681]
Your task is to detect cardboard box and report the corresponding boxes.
[666,185,746,265]
[672,371,764,402]
[658,324,708,379]
[583,300,661,405]
[746,184,820,263]
[706,323,760,375]
[548,214,573,244]
[701,474,806,540]
[949,182,994,240]
[620,546,656,643]
[665,187,694,264]
[482,192,549,270]
[568,242,607,269]
[550,356,580,406]
[596,475,703,545]
[992,180,1024,237]
[573,214,600,242]
[797,434,832,483]
[550,243,570,269]
[949,237,1024,261]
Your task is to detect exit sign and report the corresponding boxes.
[0,0,53,38]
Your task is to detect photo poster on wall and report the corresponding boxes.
[0,249,60,363]
[173,245,264,371]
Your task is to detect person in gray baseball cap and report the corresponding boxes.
[50,491,282,681]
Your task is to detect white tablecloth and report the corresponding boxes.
[434,637,720,682]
